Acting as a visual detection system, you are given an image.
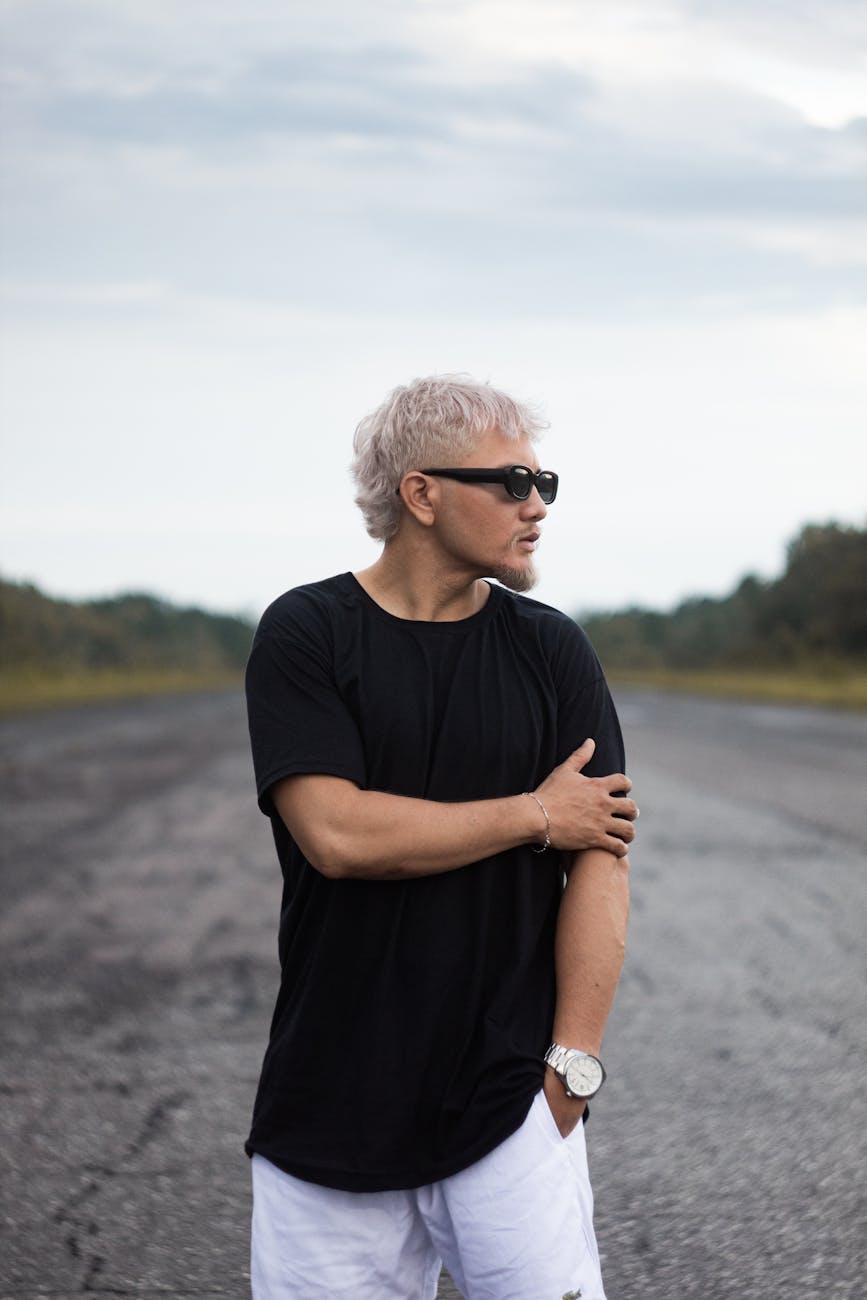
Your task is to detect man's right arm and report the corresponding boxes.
[273,737,637,881]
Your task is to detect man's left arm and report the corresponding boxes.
[544,847,630,1137]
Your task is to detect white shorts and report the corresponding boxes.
[250,1089,606,1300]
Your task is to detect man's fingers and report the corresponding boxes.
[603,773,633,795]
[569,737,596,769]
[609,818,636,844]
[611,796,639,821]
[604,835,631,858]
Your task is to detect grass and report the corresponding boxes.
[0,667,244,714]
[607,665,867,710]
[2,664,866,716]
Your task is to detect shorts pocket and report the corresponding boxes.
[533,1087,588,1150]
[532,1087,569,1146]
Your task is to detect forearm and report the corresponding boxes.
[274,739,637,882]
[275,775,545,879]
[550,849,630,1055]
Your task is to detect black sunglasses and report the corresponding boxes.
[414,465,559,504]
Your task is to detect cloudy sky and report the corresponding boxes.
[2,0,865,620]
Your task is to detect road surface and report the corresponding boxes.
[0,687,864,1298]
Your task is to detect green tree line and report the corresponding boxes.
[580,521,867,672]
[0,580,255,675]
[2,519,864,688]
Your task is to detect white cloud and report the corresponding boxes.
[414,0,867,127]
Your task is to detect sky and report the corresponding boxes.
[1,0,865,620]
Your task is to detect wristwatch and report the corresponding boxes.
[544,1042,606,1100]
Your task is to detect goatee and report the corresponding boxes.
[491,563,538,594]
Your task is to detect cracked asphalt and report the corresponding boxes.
[1,686,864,1298]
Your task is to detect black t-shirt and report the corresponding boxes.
[244,572,625,1191]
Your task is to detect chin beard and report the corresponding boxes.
[491,563,538,594]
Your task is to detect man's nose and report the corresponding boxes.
[521,487,548,520]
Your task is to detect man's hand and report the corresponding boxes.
[533,738,638,857]
[542,1067,587,1139]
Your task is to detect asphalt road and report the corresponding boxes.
[1,686,864,1299]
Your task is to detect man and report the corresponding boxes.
[244,375,637,1300]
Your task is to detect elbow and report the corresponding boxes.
[303,828,358,879]
[307,840,408,882]
[272,776,374,879]
[310,856,347,881]
[302,824,386,880]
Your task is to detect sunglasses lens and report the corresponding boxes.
[537,472,557,503]
[506,466,532,499]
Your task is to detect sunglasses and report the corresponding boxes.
[415,465,559,504]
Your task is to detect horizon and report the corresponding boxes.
[5,513,862,624]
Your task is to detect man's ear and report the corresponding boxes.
[397,472,437,528]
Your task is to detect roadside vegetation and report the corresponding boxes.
[0,583,254,712]
[2,520,864,712]
[580,521,867,709]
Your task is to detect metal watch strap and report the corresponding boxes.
[544,1042,576,1074]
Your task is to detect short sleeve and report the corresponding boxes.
[551,618,625,777]
[245,593,367,817]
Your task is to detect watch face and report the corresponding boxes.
[564,1053,604,1097]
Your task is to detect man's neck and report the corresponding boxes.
[354,547,489,623]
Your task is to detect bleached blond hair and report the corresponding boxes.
[351,374,547,542]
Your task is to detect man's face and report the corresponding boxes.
[430,426,549,593]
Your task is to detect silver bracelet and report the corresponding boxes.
[523,791,551,853]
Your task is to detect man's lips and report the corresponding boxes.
[517,532,541,551]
